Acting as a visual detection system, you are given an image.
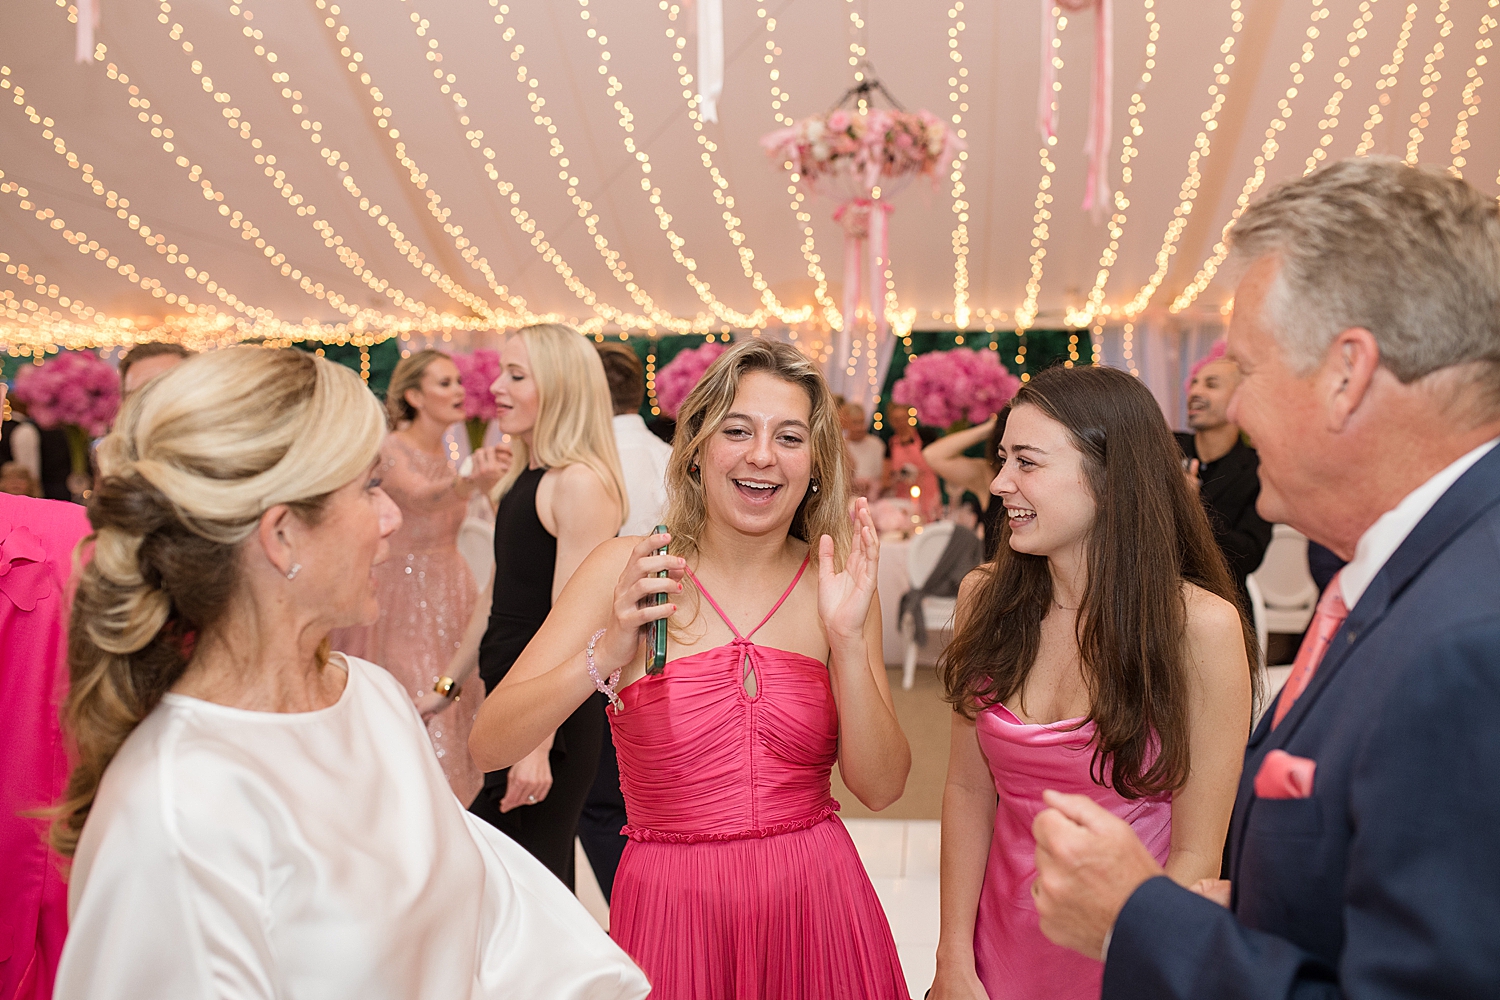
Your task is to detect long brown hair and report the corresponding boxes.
[938,365,1257,798]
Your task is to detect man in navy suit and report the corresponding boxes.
[1028,156,1500,997]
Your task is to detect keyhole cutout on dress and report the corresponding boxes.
[741,650,759,698]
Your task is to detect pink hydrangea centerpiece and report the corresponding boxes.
[890,348,1021,430]
[12,350,121,479]
[655,341,728,419]
[452,349,500,452]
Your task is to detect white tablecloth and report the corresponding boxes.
[875,535,952,669]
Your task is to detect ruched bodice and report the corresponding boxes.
[613,645,839,842]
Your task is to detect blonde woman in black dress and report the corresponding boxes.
[445,324,626,888]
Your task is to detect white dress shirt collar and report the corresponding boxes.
[1339,437,1498,609]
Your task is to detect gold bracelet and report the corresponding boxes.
[433,676,461,699]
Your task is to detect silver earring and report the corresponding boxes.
[286,563,302,581]
[810,479,820,494]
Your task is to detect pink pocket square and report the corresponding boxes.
[1254,750,1317,799]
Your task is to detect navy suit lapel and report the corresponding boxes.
[1229,443,1500,882]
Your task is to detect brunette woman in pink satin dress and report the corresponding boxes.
[930,366,1257,1000]
[470,340,912,999]
[330,350,506,804]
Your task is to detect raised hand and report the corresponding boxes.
[465,443,510,495]
[817,497,880,648]
[591,530,687,678]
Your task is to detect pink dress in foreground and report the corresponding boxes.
[0,494,90,1000]
[608,558,908,1000]
[974,704,1172,1000]
[329,436,481,803]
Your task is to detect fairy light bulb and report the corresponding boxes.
[1014,7,1067,333]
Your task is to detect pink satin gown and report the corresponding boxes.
[329,436,481,803]
[607,557,908,999]
[973,703,1172,1000]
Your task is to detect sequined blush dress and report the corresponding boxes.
[329,435,482,804]
[607,556,909,1000]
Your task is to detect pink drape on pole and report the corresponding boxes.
[1038,0,1112,218]
[74,0,99,63]
[830,198,893,405]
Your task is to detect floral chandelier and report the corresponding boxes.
[762,72,963,416]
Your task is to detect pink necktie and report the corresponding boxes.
[1272,573,1349,730]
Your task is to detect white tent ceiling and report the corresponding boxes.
[2,0,1497,347]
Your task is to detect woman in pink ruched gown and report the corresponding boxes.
[331,350,504,804]
[469,340,913,999]
[931,366,1255,1000]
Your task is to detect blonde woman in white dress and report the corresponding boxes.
[51,348,647,1000]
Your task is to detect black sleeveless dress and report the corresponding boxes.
[468,465,605,890]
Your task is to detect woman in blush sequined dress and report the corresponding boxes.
[331,350,506,804]
[470,340,913,999]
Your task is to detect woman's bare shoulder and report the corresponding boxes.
[1180,581,1242,637]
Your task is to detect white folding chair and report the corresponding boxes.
[901,521,958,690]
[1245,573,1269,668]
[1249,524,1320,637]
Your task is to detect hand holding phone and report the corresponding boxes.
[645,525,670,675]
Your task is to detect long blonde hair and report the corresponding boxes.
[663,338,851,565]
[52,348,385,857]
[492,324,627,529]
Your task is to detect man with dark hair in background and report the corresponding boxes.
[1176,352,1273,608]
[119,342,192,396]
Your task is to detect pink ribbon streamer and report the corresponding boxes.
[830,198,894,402]
[1038,0,1112,218]
[75,0,100,64]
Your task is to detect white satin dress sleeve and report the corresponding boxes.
[54,655,649,1000]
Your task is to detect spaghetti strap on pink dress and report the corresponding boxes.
[607,556,908,1000]
[973,703,1173,1000]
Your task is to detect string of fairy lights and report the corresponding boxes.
[1013,6,1067,337]
[1404,0,1455,165]
[1113,0,1246,321]
[4,0,1500,360]
[1447,4,1497,177]
[1355,4,1420,156]
[756,0,841,335]
[1169,0,1342,313]
[1067,0,1159,331]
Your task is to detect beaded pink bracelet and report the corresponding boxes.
[585,628,624,714]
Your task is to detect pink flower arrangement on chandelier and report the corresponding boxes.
[891,348,1021,429]
[655,341,728,419]
[12,351,120,437]
[761,108,960,194]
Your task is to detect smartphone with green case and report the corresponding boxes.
[645,525,669,675]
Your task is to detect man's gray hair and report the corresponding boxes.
[1227,157,1500,392]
